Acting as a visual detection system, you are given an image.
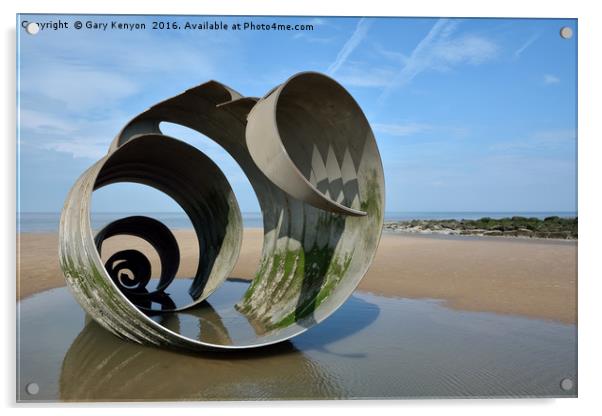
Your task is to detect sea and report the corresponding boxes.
[17,211,577,233]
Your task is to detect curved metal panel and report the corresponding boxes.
[59,72,385,351]
[246,72,368,216]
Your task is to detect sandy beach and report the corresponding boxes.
[17,229,577,324]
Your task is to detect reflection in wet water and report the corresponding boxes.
[17,281,576,401]
[153,301,233,346]
[60,322,340,401]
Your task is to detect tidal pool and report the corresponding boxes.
[17,280,577,401]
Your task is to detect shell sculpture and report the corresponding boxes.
[59,72,385,351]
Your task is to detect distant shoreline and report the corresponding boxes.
[384,216,577,240]
[17,211,577,233]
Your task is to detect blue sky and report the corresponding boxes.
[17,15,577,213]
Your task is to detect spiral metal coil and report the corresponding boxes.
[59,72,385,351]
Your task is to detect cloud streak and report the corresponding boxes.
[372,121,470,140]
[42,140,108,159]
[18,18,240,160]
[22,65,139,112]
[327,18,372,75]
[514,33,539,59]
[373,122,432,137]
[544,74,560,85]
[489,128,576,152]
[19,111,128,159]
[336,65,396,87]
[379,19,498,102]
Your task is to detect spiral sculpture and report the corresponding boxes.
[59,72,385,351]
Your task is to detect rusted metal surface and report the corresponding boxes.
[59,72,385,351]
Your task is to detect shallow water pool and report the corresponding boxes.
[17,280,577,401]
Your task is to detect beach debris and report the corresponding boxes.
[59,72,385,351]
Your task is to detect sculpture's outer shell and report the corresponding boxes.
[59,72,385,351]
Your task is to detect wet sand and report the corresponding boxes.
[17,229,577,324]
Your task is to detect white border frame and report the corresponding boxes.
[4,1,600,414]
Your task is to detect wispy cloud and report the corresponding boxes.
[336,64,396,87]
[42,140,108,159]
[379,19,498,102]
[489,128,576,152]
[372,121,471,139]
[18,20,239,160]
[332,42,404,88]
[532,129,575,143]
[304,17,328,27]
[293,32,336,44]
[22,65,139,112]
[294,17,338,42]
[327,18,373,75]
[544,74,560,85]
[374,43,408,64]
[19,109,76,134]
[20,110,128,159]
[514,33,539,59]
[373,122,432,137]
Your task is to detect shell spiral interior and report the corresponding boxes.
[59,72,385,351]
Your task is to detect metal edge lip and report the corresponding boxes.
[110,80,244,153]
[247,71,368,217]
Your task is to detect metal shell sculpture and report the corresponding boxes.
[59,72,385,351]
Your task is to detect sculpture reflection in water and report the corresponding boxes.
[59,285,381,401]
[60,321,338,401]
[59,71,385,351]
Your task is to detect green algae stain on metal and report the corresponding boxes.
[270,250,353,329]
